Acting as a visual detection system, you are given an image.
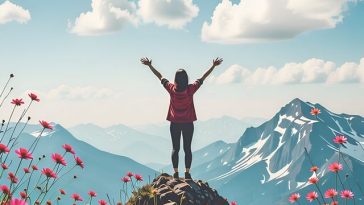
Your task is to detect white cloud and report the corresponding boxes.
[0,1,31,24]
[70,0,199,35]
[211,57,364,86]
[47,85,123,100]
[69,0,139,36]
[201,0,352,44]
[138,0,199,29]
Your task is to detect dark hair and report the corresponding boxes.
[174,69,188,92]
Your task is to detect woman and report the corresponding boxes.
[140,57,223,179]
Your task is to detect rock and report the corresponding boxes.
[126,173,229,205]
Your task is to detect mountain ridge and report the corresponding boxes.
[189,98,364,205]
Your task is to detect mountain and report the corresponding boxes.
[190,98,364,205]
[69,123,170,164]
[133,116,266,149]
[0,124,157,204]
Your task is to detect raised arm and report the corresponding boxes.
[140,57,163,80]
[200,57,223,82]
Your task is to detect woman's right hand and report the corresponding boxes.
[212,57,223,67]
[140,57,152,66]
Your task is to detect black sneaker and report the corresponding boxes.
[184,172,192,180]
[173,172,179,179]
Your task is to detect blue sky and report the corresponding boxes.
[0,0,363,127]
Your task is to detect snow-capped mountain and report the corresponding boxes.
[192,98,364,205]
[0,124,157,204]
[69,123,171,164]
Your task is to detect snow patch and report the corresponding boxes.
[260,175,266,184]
[266,161,292,182]
[31,131,54,137]
[296,181,308,189]
[212,134,268,180]
[288,180,291,190]
[276,180,283,185]
[274,126,286,135]
[292,128,298,135]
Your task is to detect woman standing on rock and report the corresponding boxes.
[141,57,223,179]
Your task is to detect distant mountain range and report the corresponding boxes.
[186,98,364,205]
[132,116,265,148]
[0,124,157,204]
[69,123,171,165]
[69,116,265,167]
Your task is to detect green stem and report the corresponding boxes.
[0,105,16,143]
[314,183,326,204]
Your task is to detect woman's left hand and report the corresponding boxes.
[212,57,223,67]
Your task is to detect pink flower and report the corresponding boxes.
[127,172,134,178]
[324,189,338,198]
[41,168,57,178]
[52,153,67,166]
[122,177,130,183]
[340,190,354,199]
[39,120,53,130]
[0,144,10,153]
[32,165,38,171]
[288,193,300,203]
[20,191,27,199]
[15,148,33,160]
[306,191,318,202]
[2,163,8,170]
[62,144,75,155]
[11,99,24,106]
[328,162,343,173]
[75,156,84,169]
[59,189,66,195]
[230,201,237,205]
[9,198,27,205]
[310,166,318,172]
[331,201,339,205]
[8,172,18,183]
[310,108,321,116]
[333,135,347,144]
[1,185,10,195]
[23,167,30,173]
[308,177,319,184]
[71,193,83,201]
[135,174,143,181]
[88,191,97,197]
[28,93,40,102]
[98,200,107,205]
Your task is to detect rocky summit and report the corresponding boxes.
[127,173,229,205]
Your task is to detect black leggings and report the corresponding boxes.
[170,122,194,169]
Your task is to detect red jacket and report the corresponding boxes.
[161,78,203,123]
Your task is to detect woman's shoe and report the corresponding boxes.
[184,172,192,180]
[173,172,179,179]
